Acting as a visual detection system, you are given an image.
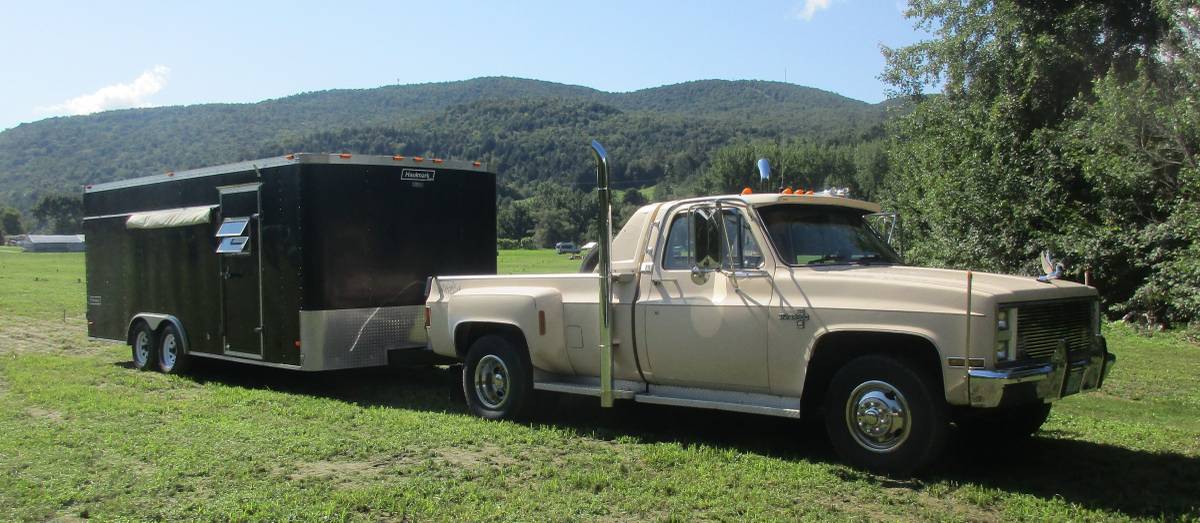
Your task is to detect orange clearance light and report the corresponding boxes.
[741,187,753,195]
[472,161,482,167]
[413,156,424,162]
[805,190,814,195]
[393,155,405,161]
[782,187,794,194]
[432,158,444,164]
[338,153,352,159]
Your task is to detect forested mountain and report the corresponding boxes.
[0,77,885,210]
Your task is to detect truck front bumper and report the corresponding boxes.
[967,336,1115,408]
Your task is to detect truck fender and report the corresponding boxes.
[446,287,573,375]
[127,313,189,353]
[799,326,956,408]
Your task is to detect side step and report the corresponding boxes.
[634,394,800,418]
[533,380,801,419]
[534,381,637,400]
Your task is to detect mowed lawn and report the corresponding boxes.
[1,247,1198,521]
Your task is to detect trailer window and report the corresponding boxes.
[216,236,251,255]
[216,217,250,238]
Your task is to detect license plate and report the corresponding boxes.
[1062,368,1084,396]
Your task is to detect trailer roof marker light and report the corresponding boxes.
[432,158,444,164]
[413,156,424,162]
[338,153,352,159]
[393,155,406,161]
[741,187,753,195]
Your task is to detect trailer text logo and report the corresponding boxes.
[401,169,436,182]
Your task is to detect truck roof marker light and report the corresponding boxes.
[472,161,482,167]
[338,153,352,159]
[393,155,405,161]
[413,156,424,162]
[805,190,814,195]
[782,187,793,194]
[741,187,753,195]
[432,158,444,164]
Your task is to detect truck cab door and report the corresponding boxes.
[638,205,773,392]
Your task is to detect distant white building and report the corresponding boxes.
[21,234,86,253]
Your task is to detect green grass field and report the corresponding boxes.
[0,247,1197,521]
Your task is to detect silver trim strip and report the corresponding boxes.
[634,394,801,418]
[189,351,302,370]
[85,153,490,193]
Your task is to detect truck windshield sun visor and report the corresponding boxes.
[757,204,901,266]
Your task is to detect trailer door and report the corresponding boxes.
[216,183,264,358]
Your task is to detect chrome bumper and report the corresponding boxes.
[967,336,1114,408]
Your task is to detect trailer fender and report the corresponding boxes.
[127,313,190,354]
[447,287,572,375]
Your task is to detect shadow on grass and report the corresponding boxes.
[163,358,1198,519]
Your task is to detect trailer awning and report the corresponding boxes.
[126,205,215,230]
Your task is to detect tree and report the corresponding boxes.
[883,0,1196,323]
[31,194,83,234]
[0,207,22,236]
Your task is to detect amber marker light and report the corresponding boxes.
[393,155,405,161]
[338,153,352,159]
[432,158,444,164]
[472,161,482,167]
[741,187,753,195]
[782,187,794,194]
[413,156,425,162]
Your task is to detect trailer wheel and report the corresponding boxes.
[157,324,192,374]
[824,354,948,475]
[462,335,535,420]
[130,322,157,371]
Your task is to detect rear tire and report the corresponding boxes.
[130,322,158,371]
[824,354,949,475]
[157,324,192,374]
[462,335,535,420]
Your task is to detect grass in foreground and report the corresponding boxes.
[0,249,1197,521]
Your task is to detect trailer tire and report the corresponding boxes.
[129,322,158,371]
[462,334,535,420]
[824,354,948,475]
[157,323,192,374]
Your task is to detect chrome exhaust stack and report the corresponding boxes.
[591,140,615,408]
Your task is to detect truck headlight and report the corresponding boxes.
[995,307,1016,362]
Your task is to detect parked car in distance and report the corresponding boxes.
[555,241,580,254]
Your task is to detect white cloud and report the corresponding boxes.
[40,65,170,116]
[793,0,833,21]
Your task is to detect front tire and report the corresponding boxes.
[462,335,535,420]
[157,324,192,374]
[130,322,158,371]
[824,354,949,475]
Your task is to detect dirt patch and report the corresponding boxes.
[434,444,518,468]
[285,453,423,484]
[0,316,109,357]
[25,407,65,423]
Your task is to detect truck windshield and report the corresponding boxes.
[756,205,901,266]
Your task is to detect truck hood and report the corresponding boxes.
[789,264,1096,314]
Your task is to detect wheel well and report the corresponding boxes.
[453,322,528,359]
[126,319,150,346]
[800,331,943,416]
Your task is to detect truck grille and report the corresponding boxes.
[1015,300,1093,362]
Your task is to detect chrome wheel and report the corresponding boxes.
[474,354,510,409]
[134,331,152,367]
[161,332,178,370]
[845,380,911,453]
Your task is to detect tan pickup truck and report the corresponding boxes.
[425,142,1115,473]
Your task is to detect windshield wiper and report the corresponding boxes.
[808,253,849,265]
[854,254,888,265]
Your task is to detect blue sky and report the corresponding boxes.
[0,0,926,131]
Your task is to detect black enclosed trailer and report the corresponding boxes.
[84,153,496,372]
